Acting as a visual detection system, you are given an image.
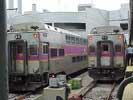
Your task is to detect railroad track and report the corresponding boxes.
[82,81,118,100]
[9,92,32,100]
[80,80,97,97]
[106,82,116,100]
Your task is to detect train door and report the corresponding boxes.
[39,42,49,83]
[39,42,50,73]
[97,41,114,67]
[8,40,28,75]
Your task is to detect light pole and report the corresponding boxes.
[0,0,8,100]
[130,0,133,45]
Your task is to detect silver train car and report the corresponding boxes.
[88,26,126,81]
[7,23,88,91]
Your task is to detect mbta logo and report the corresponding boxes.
[102,35,108,40]
[15,34,22,39]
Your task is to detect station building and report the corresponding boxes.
[7,1,129,39]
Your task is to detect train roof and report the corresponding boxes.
[90,26,123,34]
[88,33,124,36]
[8,22,80,37]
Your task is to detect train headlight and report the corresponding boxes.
[88,36,93,41]
[117,35,123,40]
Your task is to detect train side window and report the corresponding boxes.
[59,49,64,56]
[80,39,83,45]
[65,35,68,43]
[66,35,70,44]
[43,45,48,54]
[80,56,83,61]
[83,56,87,60]
[29,45,38,55]
[76,37,79,44]
[77,56,80,61]
[80,38,82,45]
[115,45,121,52]
[83,39,87,45]
[72,57,76,63]
[70,36,75,44]
[89,46,95,53]
[81,39,84,45]
[51,48,57,57]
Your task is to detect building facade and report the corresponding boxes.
[7,3,129,39]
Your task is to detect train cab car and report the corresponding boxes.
[88,26,126,81]
[7,23,88,92]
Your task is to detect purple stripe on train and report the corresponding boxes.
[64,45,87,54]
[16,45,87,60]
[16,55,48,60]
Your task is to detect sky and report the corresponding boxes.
[7,0,129,12]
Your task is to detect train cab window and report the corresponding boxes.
[115,45,122,52]
[17,45,23,57]
[89,46,95,53]
[29,45,38,55]
[43,45,48,54]
[17,45,23,54]
[59,49,64,56]
[51,48,57,57]
[102,44,108,51]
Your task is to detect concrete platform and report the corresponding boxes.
[15,72,93,100]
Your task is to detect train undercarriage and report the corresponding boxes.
[88,67,125,81]
[9,72,49,92]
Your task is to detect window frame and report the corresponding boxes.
[29,44,38,56]
[42,44,48,54]
[50,48,58,57]
[59,49,64,56]
[115,44,122,53]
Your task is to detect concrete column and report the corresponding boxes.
[18,0,22,14]
[32,4,37,13]
[8,0,14,9]
[130,0,133,45]
[0,0,8,100]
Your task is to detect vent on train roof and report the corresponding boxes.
[30,26,39,31]
[113,29,119,33]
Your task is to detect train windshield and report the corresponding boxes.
[97,41,113,67]
[101,44,109,55]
